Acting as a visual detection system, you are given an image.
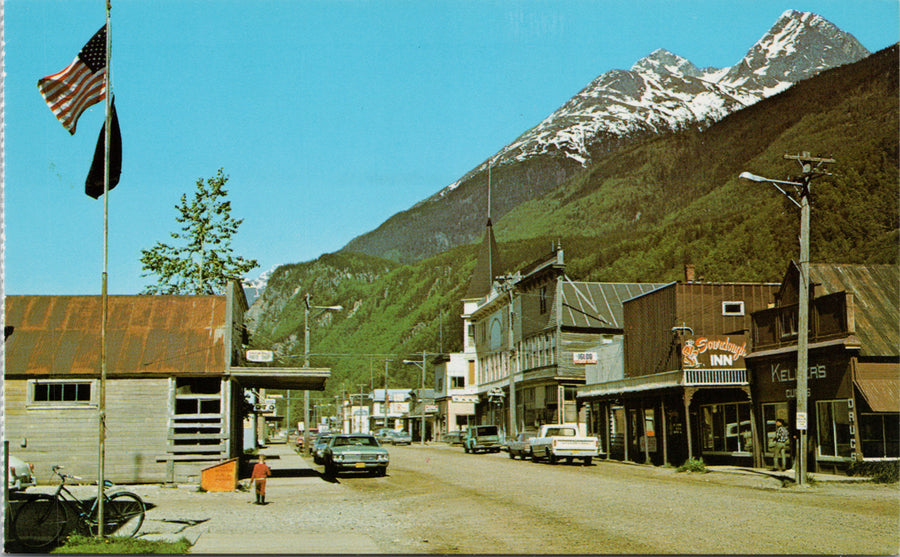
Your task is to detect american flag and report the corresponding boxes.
[38,25,107,135]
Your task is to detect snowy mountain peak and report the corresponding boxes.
[445,9,871,180]
[631,49,702,78]
[718,10,869,92]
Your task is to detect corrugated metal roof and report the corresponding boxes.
[855,362,899,412]
[809,264,900,357]
[5,295,228,377]
[561,282,669,330]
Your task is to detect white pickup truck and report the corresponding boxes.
[529,424,599,465]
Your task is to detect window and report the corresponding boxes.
[859,413,900,458]
[817,399,853,458]
[451,376,466,389]
[722,301,745,316]
[780,310,798,338]
[539,286,548,314]
[700,402,753,453]
[30,380,94,406]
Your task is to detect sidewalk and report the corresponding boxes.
[184,444,385,554]
[705,464,871,487]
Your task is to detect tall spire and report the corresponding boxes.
[464,163,502,300]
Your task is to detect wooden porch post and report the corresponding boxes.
[684,388,695,461]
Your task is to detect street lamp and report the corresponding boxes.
[740,152,833,487]
[303,294,343,454]
[403,352,428,446]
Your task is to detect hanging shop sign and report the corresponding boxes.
[246,349,274,363]
[681,336,747,369]
[573,352,598,365]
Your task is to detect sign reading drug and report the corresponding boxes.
[573,352,598,364]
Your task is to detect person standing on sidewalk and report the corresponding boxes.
[772,419,790,472]
[251,454,272,505]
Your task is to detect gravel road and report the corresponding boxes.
[21,442,897,554]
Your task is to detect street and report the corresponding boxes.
[111,442,899,554]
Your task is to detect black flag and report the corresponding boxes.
[85,100,121,199]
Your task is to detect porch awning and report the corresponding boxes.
[578,370,683,398]
[227,366,330,391]
[855,362,900,412]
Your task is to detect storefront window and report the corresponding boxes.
[817,399,853,458]
[860,413,900,458]
[701,402,753,453]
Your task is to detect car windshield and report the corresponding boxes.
[333,436,379,447]
[476,426,498,436]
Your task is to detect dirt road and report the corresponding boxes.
[68,443,900,554]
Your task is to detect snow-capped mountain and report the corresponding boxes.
[435,10,868,196]
[242,266,276,305]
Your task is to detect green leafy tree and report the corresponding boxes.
[140,168,258,294]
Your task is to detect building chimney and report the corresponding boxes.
[684,264,695,282]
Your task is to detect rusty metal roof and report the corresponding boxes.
[855,362,899,412]
[809,264,900,357]
[561,281,669,330]
[5,295,227,377]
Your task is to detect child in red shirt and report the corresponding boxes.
[250,454,272,505]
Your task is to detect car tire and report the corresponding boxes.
[583,457,592,466]
[548,453,557,465]
[508,451,515,459]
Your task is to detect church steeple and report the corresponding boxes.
[464,164,502,300]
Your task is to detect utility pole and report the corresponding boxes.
[358,383,367,433]
[420,351,426,445]
[740,152,834,487]
[784,151,833,487]
[384,360,391,429]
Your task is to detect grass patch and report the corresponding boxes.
[52,534,192,554]
[676,457,707,473]
[848,460,900,483]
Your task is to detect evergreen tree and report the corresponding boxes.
[140,168,258,294]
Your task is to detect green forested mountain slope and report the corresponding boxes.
[249,46,898,400]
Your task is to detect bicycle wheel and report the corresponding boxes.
[12,495,70,550]
[91,491,145,538]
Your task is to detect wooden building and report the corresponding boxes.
[4,281,329,484]
[469,245,664,436]
[747,263,899,473]
[579,275,780,466]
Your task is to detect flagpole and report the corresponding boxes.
[97,0,111,538]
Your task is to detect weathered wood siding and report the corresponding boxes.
[4,378,170,484]
[624,285,678,378]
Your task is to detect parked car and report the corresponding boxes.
[507,431,536,460]
[322,434,389,477]
[463,425,502,454]
[313,434,334,465]
[8,456,36,491]
[441,431,464,445]
[386,430,412,445]
[374,428,410,445]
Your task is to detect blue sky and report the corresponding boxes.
[4,0,898,295]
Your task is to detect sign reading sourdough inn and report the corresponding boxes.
[681,335,747,369]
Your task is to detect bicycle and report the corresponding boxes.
[12,465,145,550]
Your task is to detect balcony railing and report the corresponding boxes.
[684,369,748,386]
